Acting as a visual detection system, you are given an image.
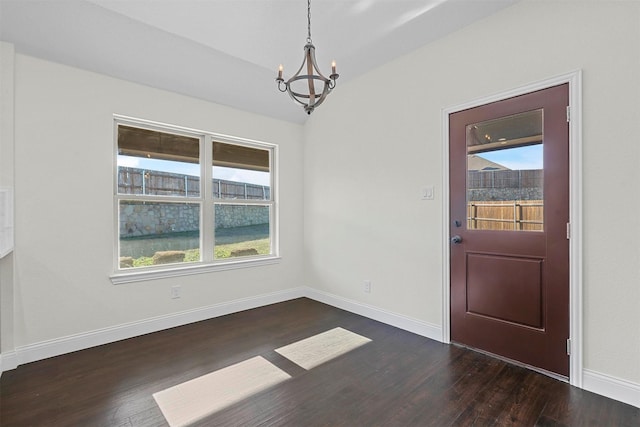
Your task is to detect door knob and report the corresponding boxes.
[451,235,462,244]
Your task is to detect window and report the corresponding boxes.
[113,118,277,280]
[466,110,544,232]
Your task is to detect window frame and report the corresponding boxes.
[110,116,279,284]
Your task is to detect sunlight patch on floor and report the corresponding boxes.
[275,327,372,370]
[153,356,290,427]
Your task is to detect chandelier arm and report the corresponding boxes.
[305,43,331,82]
[310,83,331,108]
[288,45,312,84]
[288,75,330,98]
[288,79,331,100]
[287,81,331,115]
[285,85,312,107]
[276,80,288,92]
[305,83,331,114]
[305,48,317,104]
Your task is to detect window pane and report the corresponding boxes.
[214,204,270,259]
[212,142,270,200]
[466,109,544,231]
[119,201,201,268]
[118,126,200,197]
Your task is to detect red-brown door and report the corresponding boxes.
[449,84,570,377]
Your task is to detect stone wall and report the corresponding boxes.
[214,205,269,229]
[120,202,199,238]
[119,202,268,238]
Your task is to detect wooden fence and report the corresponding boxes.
[467,200,543,231]
[467,169,542,189]
[118,167,270,200]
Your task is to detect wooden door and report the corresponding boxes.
[449,84,570,377]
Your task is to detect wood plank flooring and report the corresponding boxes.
[1,298,638,426]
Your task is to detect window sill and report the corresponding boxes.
[110,256,281,285]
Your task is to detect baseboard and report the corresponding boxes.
[303,287,442,342]
[9,287,305,370]
[583,369,640,408]
[0,350,18,376]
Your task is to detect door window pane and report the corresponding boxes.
[466,110,543,231]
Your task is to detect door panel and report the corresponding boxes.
[466,253,543,328]
[450,84,569,377]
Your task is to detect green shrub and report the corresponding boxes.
[184,249,200,262]
[132,256,154,267]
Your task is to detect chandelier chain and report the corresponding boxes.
[307,0,312,43]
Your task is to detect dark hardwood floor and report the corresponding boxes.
[1,298,638,426]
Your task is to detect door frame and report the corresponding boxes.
[441,70,583,387]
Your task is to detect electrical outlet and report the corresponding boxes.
[364,280,372,293]
[170,285,181,299]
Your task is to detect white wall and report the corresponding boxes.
[8,54,304,348]
[304,0,640,388]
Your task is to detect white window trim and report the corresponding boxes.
[110,257,281,285]
[110,115,279,284]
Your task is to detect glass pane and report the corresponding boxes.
[212,141,270,200]
[466,109,543,232]
[214,204,271,259]
[118,125,200,197]
[119,201,201,268]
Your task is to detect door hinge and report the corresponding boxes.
[566,106,571,122]
[566,223,571,239]
[566,338,572,355]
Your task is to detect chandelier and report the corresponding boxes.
[276,0,339,115]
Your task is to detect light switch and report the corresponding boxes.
[422,186,435,200]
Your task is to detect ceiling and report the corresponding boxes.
[0,0,519,124]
